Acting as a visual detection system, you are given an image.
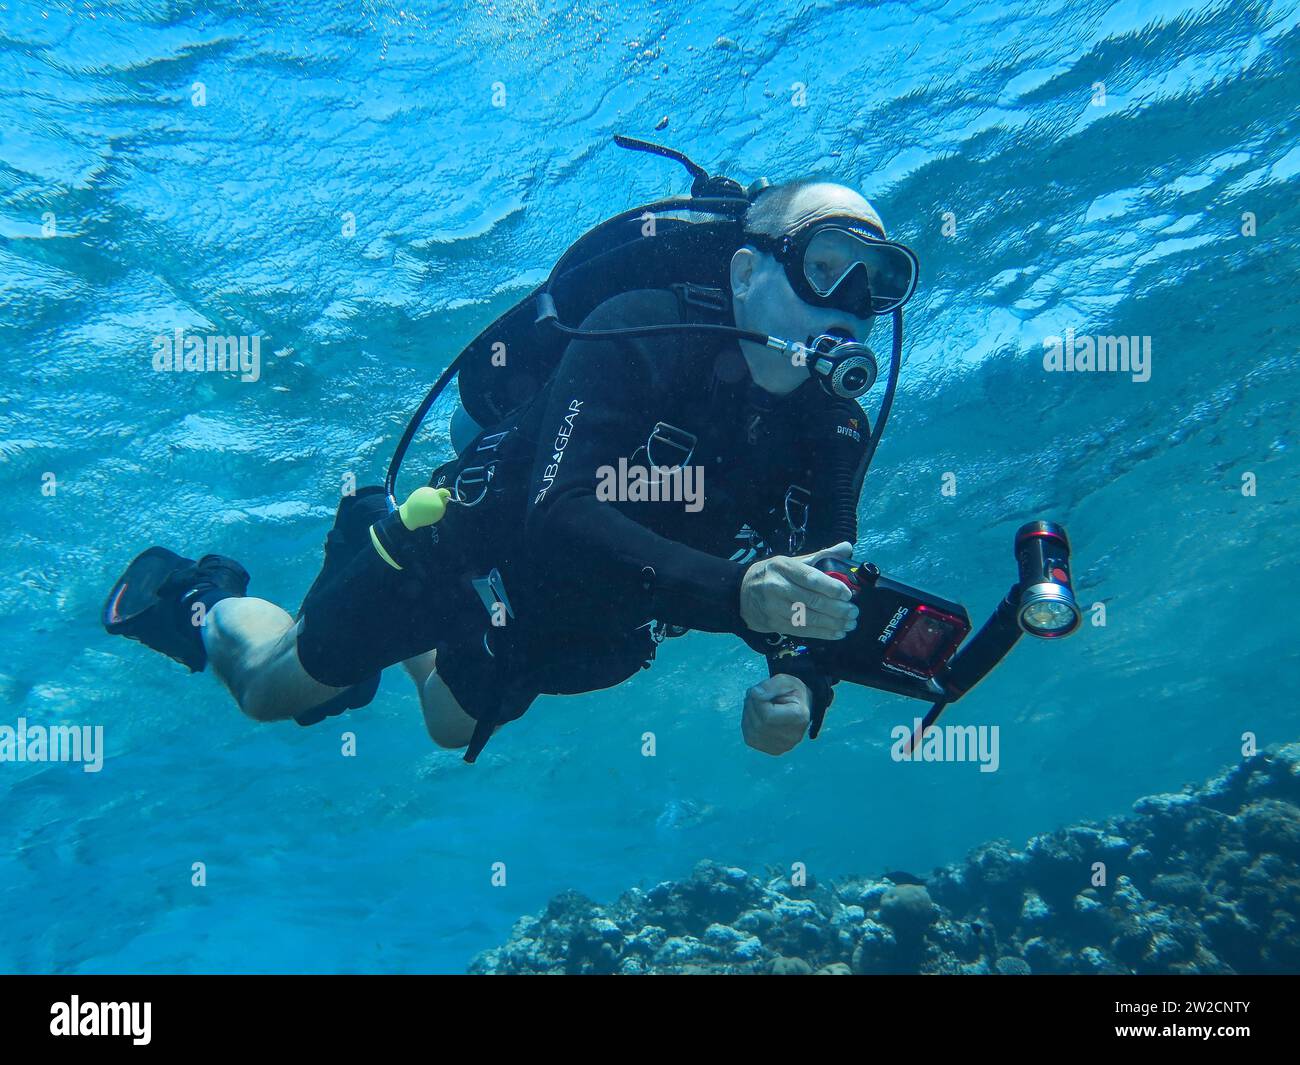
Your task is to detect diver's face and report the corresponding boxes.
[730,188,881,396]
[730,247,875,396]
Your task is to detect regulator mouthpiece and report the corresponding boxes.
[766,333,879,400]
[1014,520,1081,638]
[805,334,878,399]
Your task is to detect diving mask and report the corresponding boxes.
[744,215,919,318]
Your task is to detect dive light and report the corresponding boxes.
[1013,520,1081,638]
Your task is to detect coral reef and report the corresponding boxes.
[470,744,1300,974]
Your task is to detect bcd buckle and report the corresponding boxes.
[475,430,509,453]
[642,619,688,646]
[729,524,768,564]
[674,282,729,313]
[644,421,697,470]
[471,567,514,622]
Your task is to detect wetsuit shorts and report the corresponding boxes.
[291,485,539,729]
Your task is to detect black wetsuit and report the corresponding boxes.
[296,284,870,758]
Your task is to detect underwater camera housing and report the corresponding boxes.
[803,521,1080,741]
[809,560,972,696]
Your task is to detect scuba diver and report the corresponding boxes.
[107,138,1076,763]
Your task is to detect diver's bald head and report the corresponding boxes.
[744,179,885,240]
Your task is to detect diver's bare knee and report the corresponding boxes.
[417,668,477,749]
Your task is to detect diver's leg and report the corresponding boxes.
[402,650,478,749]
[203,598,345,723]
[101,487,397,724]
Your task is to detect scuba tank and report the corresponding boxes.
[449,401,484,457]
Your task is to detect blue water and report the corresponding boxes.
[1,0,1296,973]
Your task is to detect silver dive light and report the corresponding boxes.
[1014,520,1082,638]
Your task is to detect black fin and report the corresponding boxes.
[103,548,248,672]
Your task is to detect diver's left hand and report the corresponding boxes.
[742,674,811,756]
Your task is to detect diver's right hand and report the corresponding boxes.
[739,541,859,640]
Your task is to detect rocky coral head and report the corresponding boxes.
[879,884,938,934]
[994,955,1032,976]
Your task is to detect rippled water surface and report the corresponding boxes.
[1,0,1297,972]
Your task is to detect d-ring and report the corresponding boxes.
[454,463,496,507]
